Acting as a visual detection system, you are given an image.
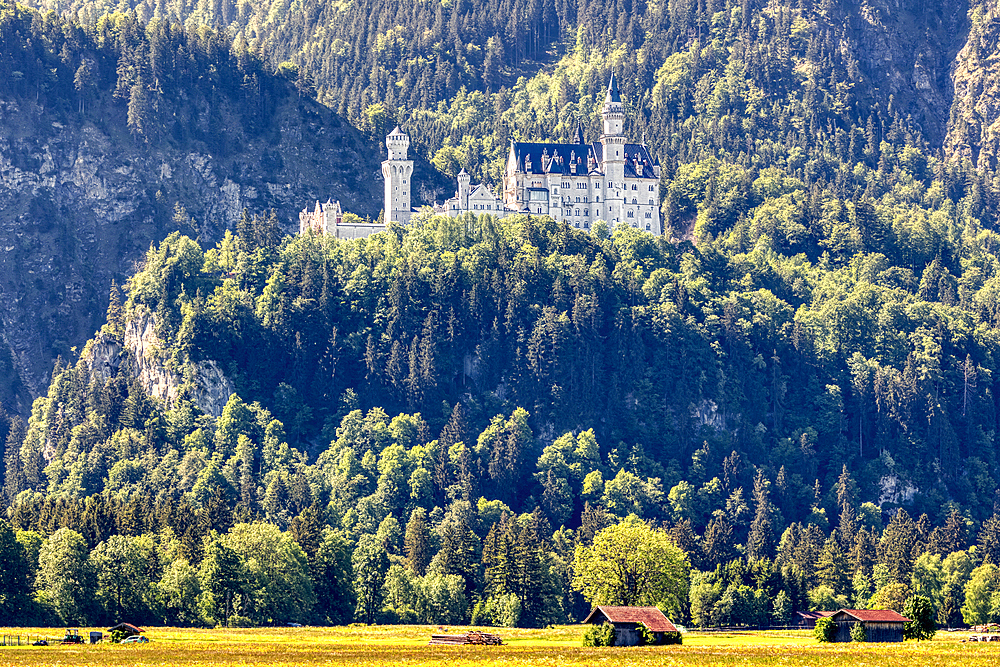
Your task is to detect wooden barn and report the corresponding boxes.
[583,606,679,646]
[796,611,834,629]
[829,609,909,642]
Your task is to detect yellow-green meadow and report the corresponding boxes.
[0,626,996,667]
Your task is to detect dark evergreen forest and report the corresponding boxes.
[4,0,1000,635]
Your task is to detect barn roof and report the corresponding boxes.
[796,611,836,619]
[107,622,144,634]
[831,609,910,623]
[583,606,678,633]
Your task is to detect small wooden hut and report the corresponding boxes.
[828,609,909,642]
[583,606,679,646]
[796,611,834,629]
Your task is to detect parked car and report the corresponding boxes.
[120,635,149,644]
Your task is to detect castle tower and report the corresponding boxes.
[382,126,413,225]
[600,74,626,226]
[457,168,471,211]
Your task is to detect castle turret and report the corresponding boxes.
[601,73,624,138]
[601,74,626,226]
[457,168,471,211]
[382,126,413,224]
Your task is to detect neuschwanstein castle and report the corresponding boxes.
[300,75,661,237]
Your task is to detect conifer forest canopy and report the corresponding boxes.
[4,0,1000,634]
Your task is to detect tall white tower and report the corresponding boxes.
[382,126,413,225]
[600,74,626,227]
[457,168,471,211]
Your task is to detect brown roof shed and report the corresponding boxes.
[828,609,910,643]
[830,609,910,623]
[583,606,678,633]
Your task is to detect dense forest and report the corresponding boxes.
[5,0,1000,634]
[1,204,1000,628]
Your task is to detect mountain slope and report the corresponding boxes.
[0,6,445,411]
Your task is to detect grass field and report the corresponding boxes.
[0,625,996,666]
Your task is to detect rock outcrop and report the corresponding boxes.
[945,3,1000,168]
[87,308,235,417]
[0,92,382,414]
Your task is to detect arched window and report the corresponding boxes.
[627,211,634,218]
[645,224,650,230]
[632,184,637,190]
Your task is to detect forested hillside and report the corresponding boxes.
[2,205,1000,628]
[7,0,1000,636]
[0,3,444,414]
[10,0,1000,419]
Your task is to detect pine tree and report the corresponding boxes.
[127,76,150,140]
[2,418,25,501]
[747,470,775,561]
[404,508,431,575]
[879,509,918,583]
[815,534,851,597]
[289,502,323,562]
[978,514,1000,565]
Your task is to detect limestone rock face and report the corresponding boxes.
[0,94,382,414]
[123,309,235,417]
[842,0,969,146]
[945,5,1000,168]
[85,333,123,383]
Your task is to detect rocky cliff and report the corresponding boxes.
[0,91,387,413]
[843,0,969,145]
[944,2,1000,168]
[86,308,235,416]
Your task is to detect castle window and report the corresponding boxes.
[596,196,600,202]
[563,182,570,188]
[575,209,580,216]
[632,184,637,190]
[575,197,580,203]
[646,224,651,230]
[632,199,637,204]
[537,208,542,214]
[645,212,652,218]
[649,199,654,205]
[649,185,655,191]
[627,211,634,218]
[584,209,589,216]
[584,197,588,203]
[584,222,590,229]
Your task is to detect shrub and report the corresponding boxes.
[636,625,682,645]
[903,595,936,640]
[661,631,683,645]
[850,622,866,642]
[814,617,837,642]
[582,622,616,646]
